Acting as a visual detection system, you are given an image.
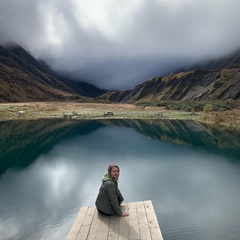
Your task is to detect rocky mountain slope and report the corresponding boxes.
[98,49,240,103]
[1,43,240,104]
[0,44,105,102]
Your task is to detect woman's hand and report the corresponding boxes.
[121,212,129,217]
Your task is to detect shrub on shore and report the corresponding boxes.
[135,100,240,113]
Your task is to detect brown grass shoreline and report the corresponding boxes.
[0,102,239,129]
[0,102,203,120]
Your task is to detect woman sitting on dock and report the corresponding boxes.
[95,164,129,217]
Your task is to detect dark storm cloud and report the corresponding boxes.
[1,0,240,90]
[69,56,191,90]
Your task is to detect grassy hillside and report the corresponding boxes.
[0,44,105,102]
[97,49,240,105]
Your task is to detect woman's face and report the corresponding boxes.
[110,167,120,180]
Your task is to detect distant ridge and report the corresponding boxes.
[189,48,240,71]
[1,43,240,103]
[0,44,106,102]
[98,48,240,103]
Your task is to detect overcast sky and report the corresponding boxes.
[1,0,240,90]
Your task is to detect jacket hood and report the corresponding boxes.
[102,171,111,182]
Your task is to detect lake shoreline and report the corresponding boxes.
[0,102,239,129]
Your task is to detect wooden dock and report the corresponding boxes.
[66,200,163,240]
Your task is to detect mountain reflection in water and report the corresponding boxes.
[0,119,240,240]
[1,119,239,175]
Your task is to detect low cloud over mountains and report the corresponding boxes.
[1,0,240,90]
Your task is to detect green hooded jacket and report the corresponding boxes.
[95,172,124,216]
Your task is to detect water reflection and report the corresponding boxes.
[0,119,104,175]
[0,119,240,240]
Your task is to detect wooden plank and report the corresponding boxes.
[108,216,120,239]
[86,208,101,240]
[118,204,130,240]
[66,200,163,240]
[66,207,88,240]
[144,200,163,240]
[136,201,152,240]
[127,202,140,240]
[76,206,95,240]
[94,212,110,240]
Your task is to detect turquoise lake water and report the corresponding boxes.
[0,119,240,240]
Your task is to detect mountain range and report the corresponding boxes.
[0,43,240,103]
[0,44,106,102]
[98,50,240,103]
